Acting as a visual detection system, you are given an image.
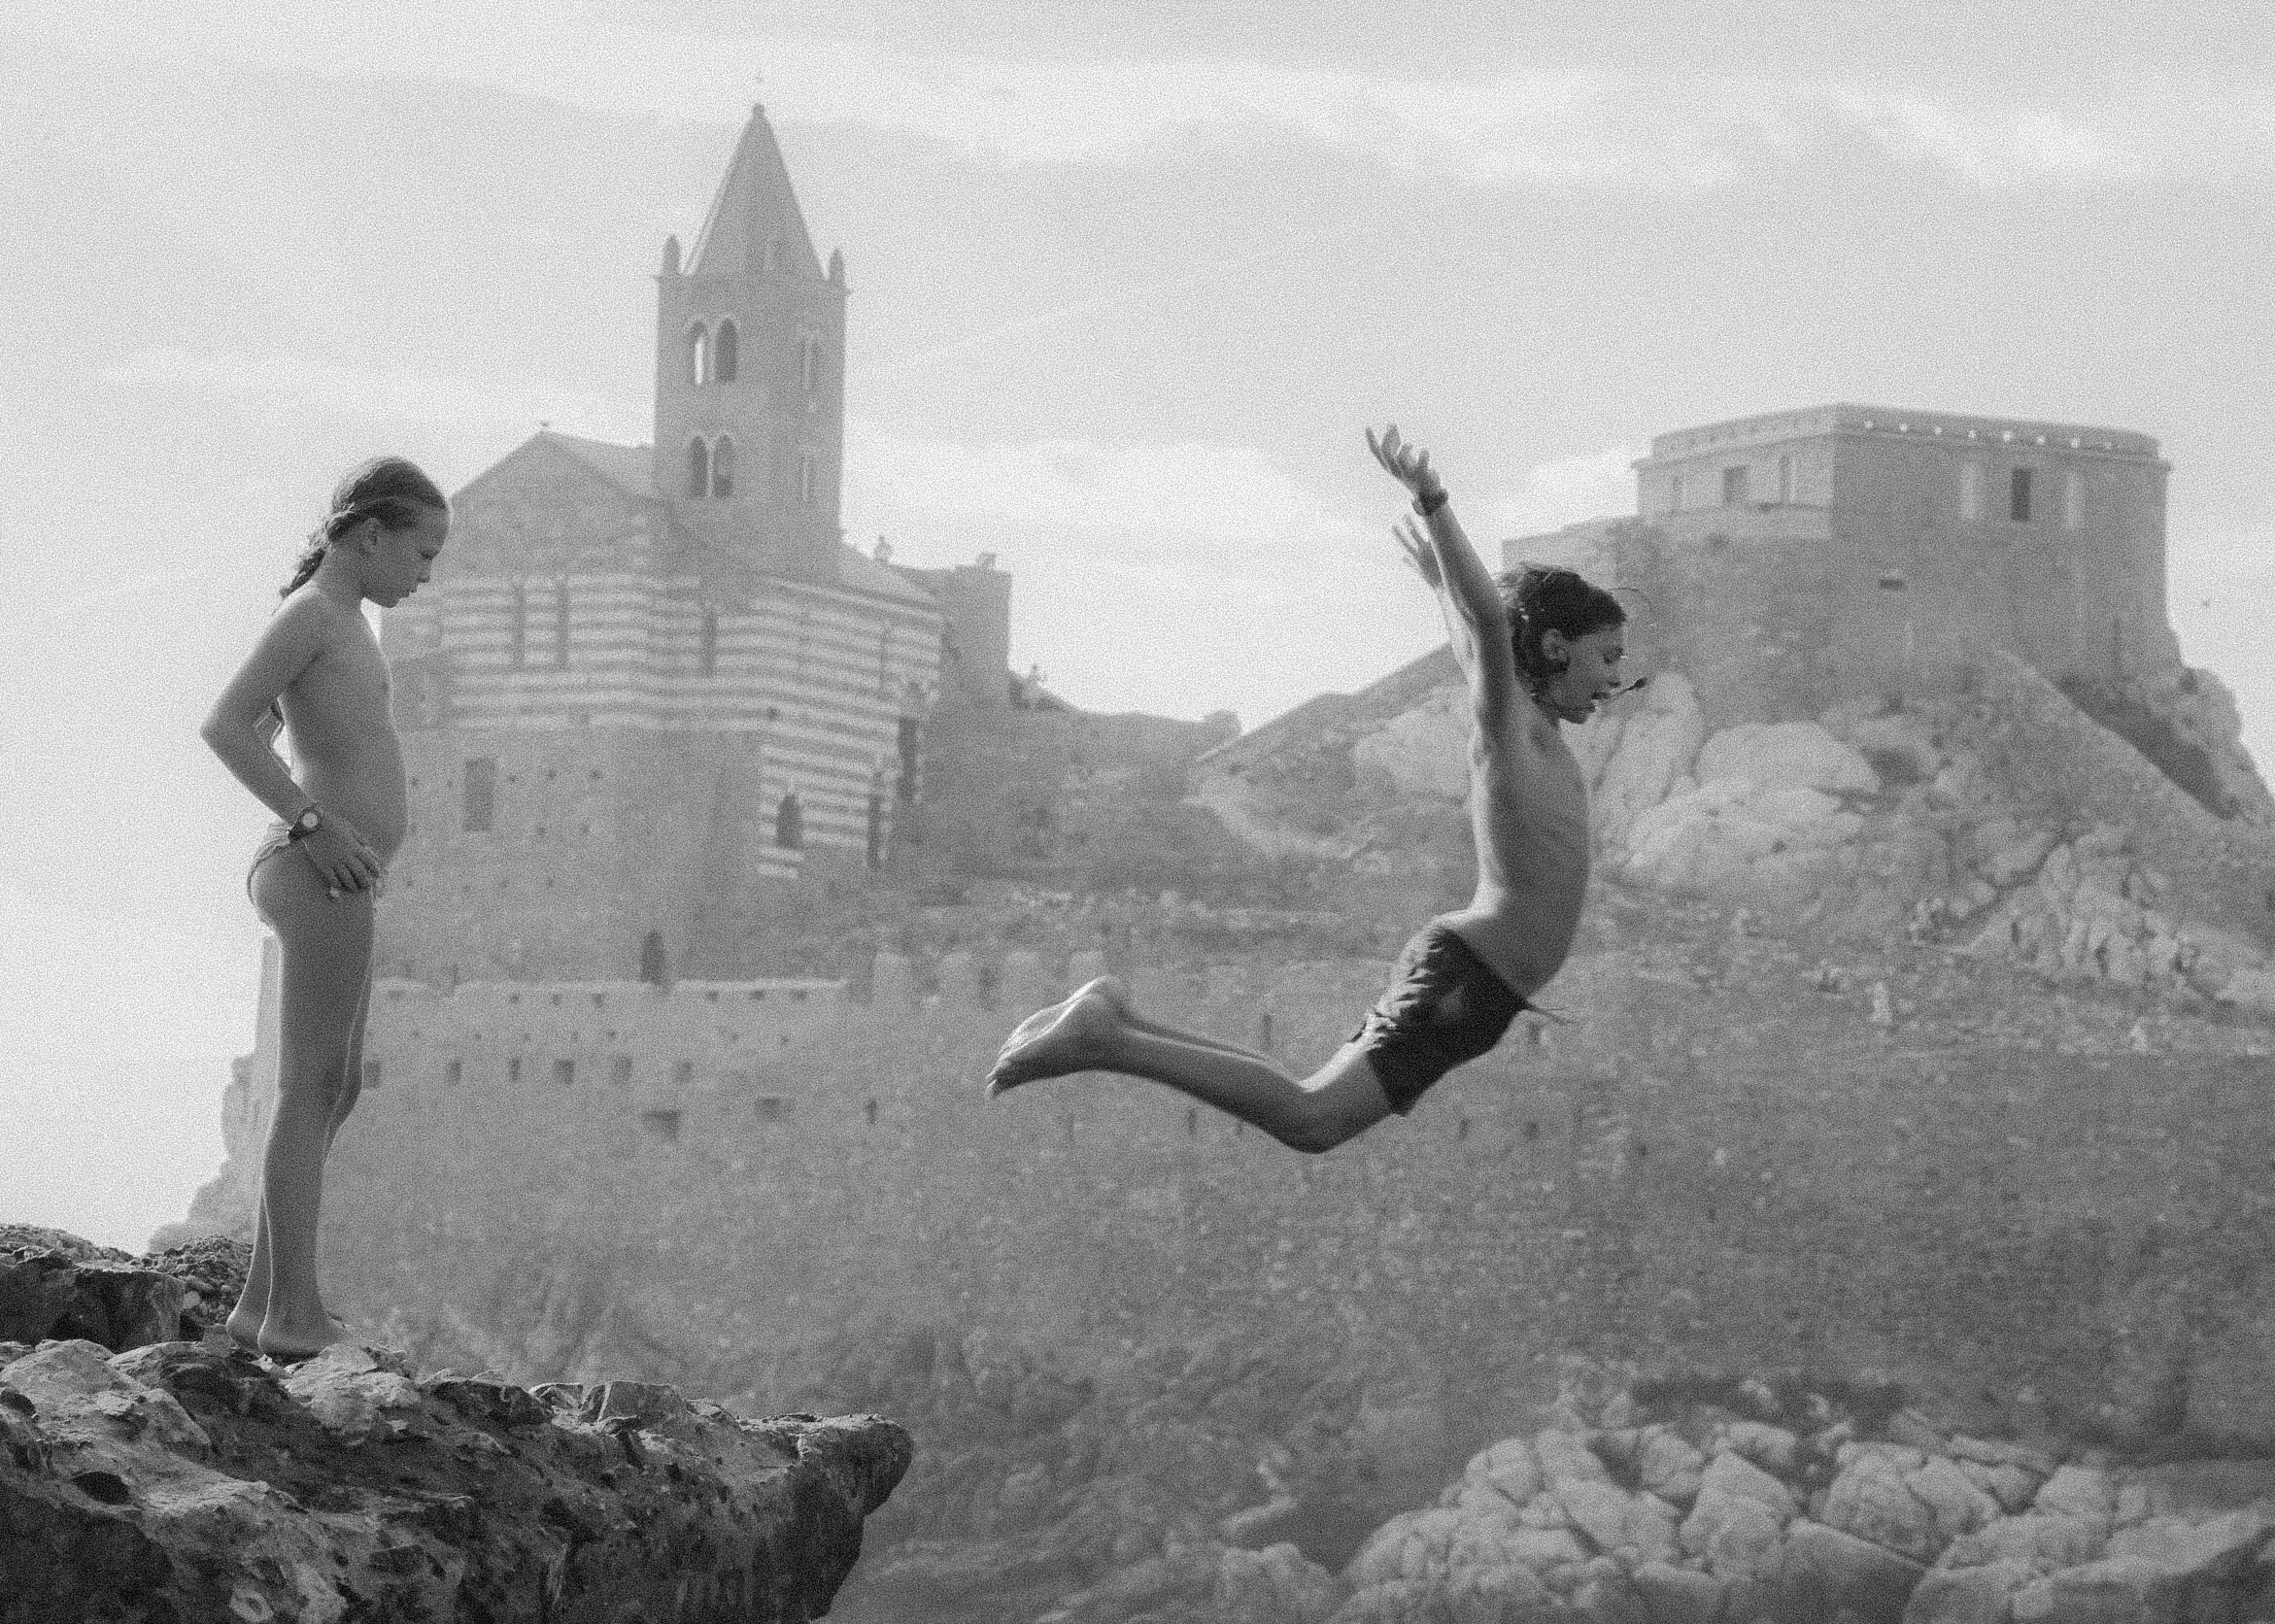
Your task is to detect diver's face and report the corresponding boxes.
[1542,625,1626,721]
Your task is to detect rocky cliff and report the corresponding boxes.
[0,1231,909,1624]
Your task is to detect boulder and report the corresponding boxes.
[1776,1519,1925,1624]
[0,1250,187,1353]
[1695,720,1881,796]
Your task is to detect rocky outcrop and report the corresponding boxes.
[0,1234,911,1624]
[1330,1378,2275,1624]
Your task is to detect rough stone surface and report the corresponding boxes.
[0,1237,910,1624]
[0,1333,909,1624]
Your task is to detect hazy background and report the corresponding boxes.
[3,0,2269,1249]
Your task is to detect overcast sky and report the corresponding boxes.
[4,1,2271,1248]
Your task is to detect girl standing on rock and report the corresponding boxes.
[200,457,449,1360]
[986,426,1626,1148]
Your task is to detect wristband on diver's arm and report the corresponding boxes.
[1413,486,1450,517]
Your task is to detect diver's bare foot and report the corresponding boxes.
[987,986,1122,1096]
[1001,976,1135,1055]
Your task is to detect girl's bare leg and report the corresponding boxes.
[228,854,373,1360]
[226,967,372,1348]
[988,985,1392,1152]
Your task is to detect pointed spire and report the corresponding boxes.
[661,235,681,276]
[686,105,824,280]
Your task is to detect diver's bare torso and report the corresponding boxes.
[277,589,410,862]
[1437,696,1590,1000]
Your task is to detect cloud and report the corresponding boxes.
[14,3,2271,190]
[843,422,1366,558]
[1489,444,1642,541]
[99,347,643,443]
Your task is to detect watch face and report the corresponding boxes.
[297,809,321,832]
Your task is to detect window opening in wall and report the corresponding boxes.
[2063,468,2084,530]
[1721,465,1749,506]
[897,717,921,802]
[1879,571,1908,591]
[1777,454,1794,503]
[775,791,804,850]
[2010,467,2034,522]
[639,930,666,984]
[711,436,735,499]
[755,1095,790,1123]
[611,1055,632,1087]
[444,1060,461,1086]
[640,1108,682,1144]
[688,323,707,386]
[800,334,820,394]
[698,608,719,677]
[553,579,571,668]
[865,1098,878,1127]
[462,758,496,832]
[508,1058,523,1086]
[713,320,738,383]
[798,451,818,507]
[509,581,527,667]
[1186,1105,1199,1137]
[672,1060,694,1089]
[686,437,710,498]
[866,787,885,869]
[1959,461,1983,521]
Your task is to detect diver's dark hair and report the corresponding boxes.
[1496,564,1625,691]
[281,457,448,598]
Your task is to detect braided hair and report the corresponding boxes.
[281,456,449,598]
[1494,563,1625,694]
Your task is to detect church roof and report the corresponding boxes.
[834,544,936,607]
[687,105,825,281]
[542,431,660,501]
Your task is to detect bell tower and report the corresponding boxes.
[653,104,848,582]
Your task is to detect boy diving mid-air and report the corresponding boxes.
[985,425,1628,1150]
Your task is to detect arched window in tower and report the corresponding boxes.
[798,450,818,508]
[698,606,720,676]
[714,320,738,383]
[639,930,667,985]
[711,434,735,498]
[687,322,708,387]
[686,437,710,498]
[775,790,804,851]
[800,334,820,394]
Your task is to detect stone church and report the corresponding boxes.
[375,106,1011,985]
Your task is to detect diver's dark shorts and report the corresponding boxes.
[1350,923,1527,1115]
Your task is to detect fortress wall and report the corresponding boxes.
[384,728,796,982]
[318,934,2275,1443]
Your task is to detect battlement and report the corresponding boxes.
[1640,402,2161,467]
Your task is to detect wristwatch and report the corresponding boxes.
[1413,487,1450,516]
[286,805,324,842]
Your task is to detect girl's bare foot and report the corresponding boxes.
[256,1309,340,1364]
[987,986,1121,1095]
